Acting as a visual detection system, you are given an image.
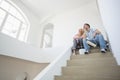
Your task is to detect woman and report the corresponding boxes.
[72,28,85,55]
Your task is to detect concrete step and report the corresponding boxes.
[68,58,116,65]
[61,71,120,77]
[66,64,119,68]
[62,66,120,71]
[70,57,115,61]
[74,49,101,54]
[62,67,120,75]
[71,52,113,59]
[67,58,117,66]
[67,61,117,66]
[75,48,111,55]
[55,76,120,80]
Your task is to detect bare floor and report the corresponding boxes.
[0,55,49,80]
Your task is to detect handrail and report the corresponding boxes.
[34,46,71,80]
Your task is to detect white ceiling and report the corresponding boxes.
[20,0,96,19]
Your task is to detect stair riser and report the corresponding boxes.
[69,58,115,62]
[71,56,113,60]
[55,76,120,79]
[66,64,119,67]
[62,72,120,77]
[62,67,120,72]
[71,53,113,59]
[62,66,120,69]
[62,70,120,75]
[68,58,116,63]
[70,56,114,59]
[55,77,120,80]
[67,61,117,66]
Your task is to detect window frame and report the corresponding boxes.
[0,0,30,42]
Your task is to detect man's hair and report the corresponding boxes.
[84,23,90,28]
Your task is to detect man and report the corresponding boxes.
[83,23,106,54]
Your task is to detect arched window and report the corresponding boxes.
[42,23,54,48]
[0,0,30,42]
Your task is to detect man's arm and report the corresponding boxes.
[93,29,101,37]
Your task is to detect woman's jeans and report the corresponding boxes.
[72,38,83,49]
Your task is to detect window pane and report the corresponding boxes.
[0,0,10,11]
[6,2,25,23]
[18,24,27,41]
[2,15,20,38]
[16,12,25,23]
[0,0,3,4]
[0,9,6,27]
[0,0,29,41]
[43,34,51,48]
[44,34,51,44]
[9,5,17,16]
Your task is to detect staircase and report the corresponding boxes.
[55,49,120,80]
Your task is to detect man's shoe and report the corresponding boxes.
[84,51,89,54]
[105,48,108,51]
[101,49,106,53]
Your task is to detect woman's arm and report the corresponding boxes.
[81,32,87,39]
[73,34,80,39]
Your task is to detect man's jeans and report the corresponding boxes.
[83,34,106,51]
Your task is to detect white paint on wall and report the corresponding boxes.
[45,1,106,47]
[0,33,67,63]
[97,0,120,65]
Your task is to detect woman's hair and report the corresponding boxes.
[79,29,84,36]
[84,23,90,28]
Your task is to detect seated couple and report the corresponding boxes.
[72,23,107,55]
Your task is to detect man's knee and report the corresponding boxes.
[98,34,103,38]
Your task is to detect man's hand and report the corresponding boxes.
[93,29,101,38]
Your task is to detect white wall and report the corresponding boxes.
[10,0,107,48]
[0,33,66,63]
[97,0,120,65]
[44,1,106,47]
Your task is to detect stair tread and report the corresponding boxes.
[63,66,120,70]
[67,63,117,66]
[62,69,120,75]
[71,53,113,59]
[55,76,120,80]
[68,59,116,64]
[69,57,115,61]
[62,69,120,73]
[65,65,119,68]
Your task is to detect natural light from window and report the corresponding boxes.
[0,0,30,42]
